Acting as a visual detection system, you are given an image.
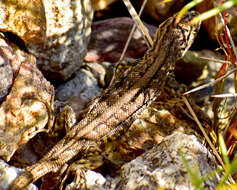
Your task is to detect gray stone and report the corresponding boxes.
[27,0,93,81]
[112,132,220,190]
[0,159,37,190]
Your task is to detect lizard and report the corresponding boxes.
[8,11,201,190]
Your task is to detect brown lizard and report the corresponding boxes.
[8,11,201,190]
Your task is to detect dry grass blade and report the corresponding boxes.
[190,0,237,25]
[184,67,237,95]
[219,12,237,97]
[119,0,147,62]
[199,57,231,65]
[219,13,237,61]
[212,93,237,98]
[122,0,153,47]
[175,0,204,24]
[182,96,235,183]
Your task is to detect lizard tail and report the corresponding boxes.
[8,160,63,190]
[8,139,86,190]
[8,171,33,190]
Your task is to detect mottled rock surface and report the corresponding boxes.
[0,34,14,101]
[29,0,93,81]
[0,0,93,81]
[115,132,219,190]
[55,62,109,119]
[69,132,219,190]
[0,34,54,161]
[0,0,45,43]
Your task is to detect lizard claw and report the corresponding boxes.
[60,164,87,190]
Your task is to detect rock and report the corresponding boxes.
[0,159,37,190]
[0,0,93,81]
[92,0,117,11]
[29,0,93,82]
[79,132,220,190]
[0,34,54,161]
[66,170,106,190]
[85,17,157,63]
[0,34,14,102]
[55,62,107,119]
[136,0,185,22]
[113,132,220,190]
[0,0,45,43]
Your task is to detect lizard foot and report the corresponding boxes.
[59,147,104,190]
[60,163,87,190]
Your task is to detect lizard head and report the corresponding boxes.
[152,11,201,63]
[174,11,201,58]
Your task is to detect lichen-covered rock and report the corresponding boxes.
[0,0,46,43]
[115,132,219,190]
[0,34,54,161]
[29,0,93,81]
[0,0,93,81]
[0,34,14,101]
[73,132,220,190]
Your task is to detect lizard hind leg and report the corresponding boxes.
[59,142,104,190]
